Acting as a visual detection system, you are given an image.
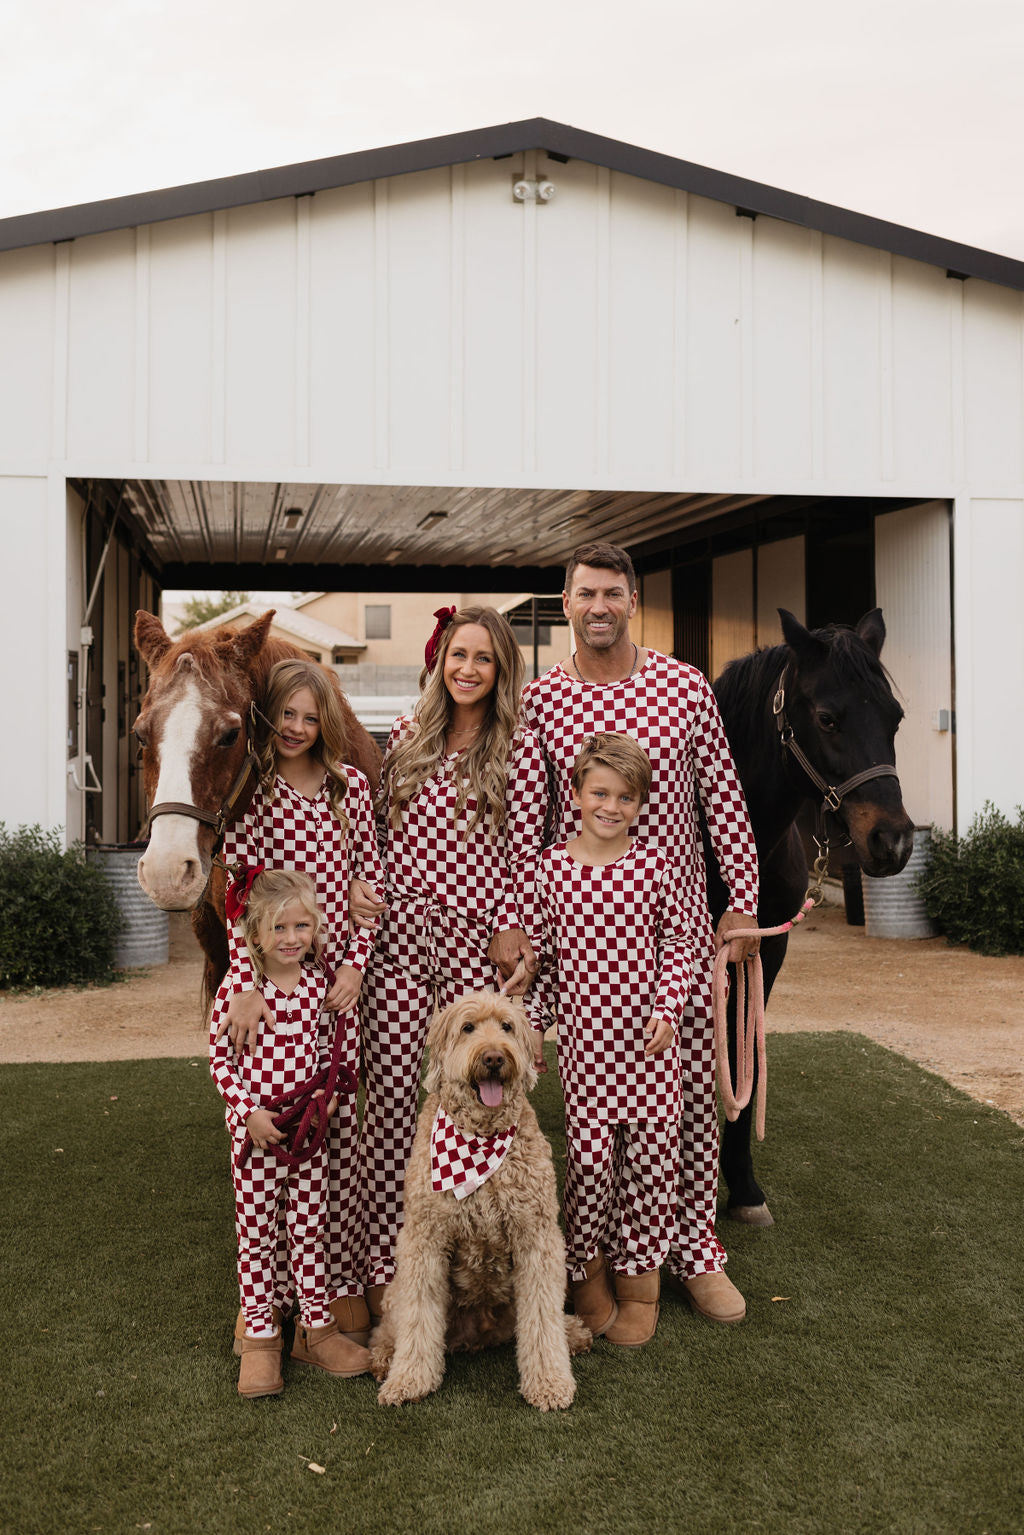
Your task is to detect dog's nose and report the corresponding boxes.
[481,1050,505,1072]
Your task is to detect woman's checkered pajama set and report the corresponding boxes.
[519,840,693,1279]
[514,652,759,1281]
[357,721,549,1287]
[219,767,385,1309]
[209,966,335,1332]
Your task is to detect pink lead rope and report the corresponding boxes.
[712,898,815,1142]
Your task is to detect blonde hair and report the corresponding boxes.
[241,868,324,983]
[571,732,652,804]
[257,659,351,831]
[378,606,524,838]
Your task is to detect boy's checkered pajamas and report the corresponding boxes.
[219,766,385,1307]
[209,967,334,1331]
[513,652,759,1279]
[521,839,692,1277]
[357,721,548,1286]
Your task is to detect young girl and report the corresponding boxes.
[218,658,385,1344]
[209,869,371,1397]
[351,605,549,1314]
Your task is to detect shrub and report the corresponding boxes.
[917,804,1024,956]
[0,824,122,988]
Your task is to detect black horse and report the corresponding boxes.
[706,607,914,1225]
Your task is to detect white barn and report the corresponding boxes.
[1,119,1021,846]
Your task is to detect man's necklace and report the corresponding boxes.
[571,642,639,683]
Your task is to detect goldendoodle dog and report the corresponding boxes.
[371,992,591,1411]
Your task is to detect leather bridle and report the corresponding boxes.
[144,700,276,859]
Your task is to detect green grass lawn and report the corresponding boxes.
[3,1035,1023,1535]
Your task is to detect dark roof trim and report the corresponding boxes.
[3,117,1023,291]
[158,562,566,594]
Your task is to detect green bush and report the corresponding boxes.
[0,824,122,988]
[917,804,1024,956]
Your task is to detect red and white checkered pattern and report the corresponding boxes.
[514,652,759,1278]
[357,722,549,1286]
[520,840,691,1122]
[429,1106,517,1199]
[210,967,334,1329]
[563,1113,680,1280]
[218,765,382,1304]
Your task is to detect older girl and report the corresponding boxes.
[354,606,549,1313]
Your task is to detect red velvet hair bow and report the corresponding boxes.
[424,605,457,671]
[225,862,265,923]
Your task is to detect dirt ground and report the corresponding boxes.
[1,897,1022,1125]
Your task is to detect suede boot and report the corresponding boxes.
[291,1318,372,1377]
[568,1253,618,1337]
[237,1326,285,1398]
[329,1294,371,1346]
[233,1304,286,1357]
[365,1283,389,1320]
[604,1269,660,1347]
[682,1270,746,1324]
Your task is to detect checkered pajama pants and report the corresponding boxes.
[358,905,497,1286]
[231,1131,333,1332]
[563,1112,680,1281]
[668,971,728,1280]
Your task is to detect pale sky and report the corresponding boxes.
[4,0,1024,259]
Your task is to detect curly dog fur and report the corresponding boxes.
[371,992,591,1410]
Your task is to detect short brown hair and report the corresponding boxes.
[564,542,637,596]
[571,732,651,804]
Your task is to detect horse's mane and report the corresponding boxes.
[155,623,305,695]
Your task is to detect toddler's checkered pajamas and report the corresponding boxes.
[357,721,548,1286]
[219,766,384,1306]
[513,652,759,1278]
[209,967,334,1331]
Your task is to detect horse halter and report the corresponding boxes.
[772,666,901,898]
[144,700,275,855]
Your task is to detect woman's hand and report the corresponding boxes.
[489,928,538,997]
[349,878,386,930]
[246,1108,285,1150]
[643,1014,675,1056]
[216,988,273,1054]
[325,964,362,1013]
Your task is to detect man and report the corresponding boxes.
[490,541,760,1323]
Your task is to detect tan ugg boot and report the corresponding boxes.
[604,1269,660,1347]
[682,1270,746,1323]
[291,1318,372,1377]
[365,1283,389,1320]
[329,1293,371,1346]
[569,1253,618,1337]
[233,1304,287,1357]
[237,1327,285,1398]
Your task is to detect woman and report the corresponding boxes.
[354,605,549,1313]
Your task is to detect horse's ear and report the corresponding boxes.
[134,610,173,666]
[779,609,828,669]
[855,608,886,658]
[230,610,276,668]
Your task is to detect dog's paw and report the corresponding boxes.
[369,1346,392,1383]
[376,1368,441,1407]
[520,1371,576,1411]
[564,1314,593,1355]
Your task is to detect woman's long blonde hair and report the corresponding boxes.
[379,606,524,837]
[257,659,351,831]
[241,868,324,983]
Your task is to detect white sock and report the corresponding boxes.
[246,1321,276,1338]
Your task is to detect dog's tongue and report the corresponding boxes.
[479,1079,504,1108]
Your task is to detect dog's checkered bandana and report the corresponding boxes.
[430,1106,516,1200]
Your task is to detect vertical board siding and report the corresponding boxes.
[66,230,137,461]
[461,159,525,477]
[711,548,754,680]
[607,171,675,481]
[148,215,215,462]
[756,535,806,642]
[386,167,452,473]
[685,195,743,480]
[0,247,55,460]
[891,257,954,483]
[959,498,1024,821]
[535,158,599,478]
[874,502,953,829]
[821,239,882,482]
[308,183,376,472]
[223,199,297,465]
[0,478,50,825]
[751,219,815,480]
[963,283,1024,484]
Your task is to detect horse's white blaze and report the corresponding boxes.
[137,681,208,906]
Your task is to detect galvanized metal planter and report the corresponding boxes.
[87,844,169,969]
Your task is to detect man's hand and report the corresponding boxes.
[349,878,386,930]
[488,928,538,997]
[216,988,274,1054]
[715,909,760,965]
[644,1014,674,1056]
[325,964,361,1014]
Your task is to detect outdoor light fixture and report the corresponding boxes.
[513,179,556,203]
[383,548,404,563]
[274,546,287,560]
[283,507,303,529]
[417,509,450,527]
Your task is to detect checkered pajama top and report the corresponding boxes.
[209,965,330,1128]
[380,718,549,931]
[520,839,692,1121]
[220,766,386,990]
[514,652,759,951]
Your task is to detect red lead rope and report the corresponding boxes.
[712,899,815,1142]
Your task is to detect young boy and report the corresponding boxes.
[518,732,692,1347]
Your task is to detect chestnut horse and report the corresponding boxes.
[133,610,382,1000]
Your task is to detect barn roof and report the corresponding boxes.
[2,117,1023,292]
